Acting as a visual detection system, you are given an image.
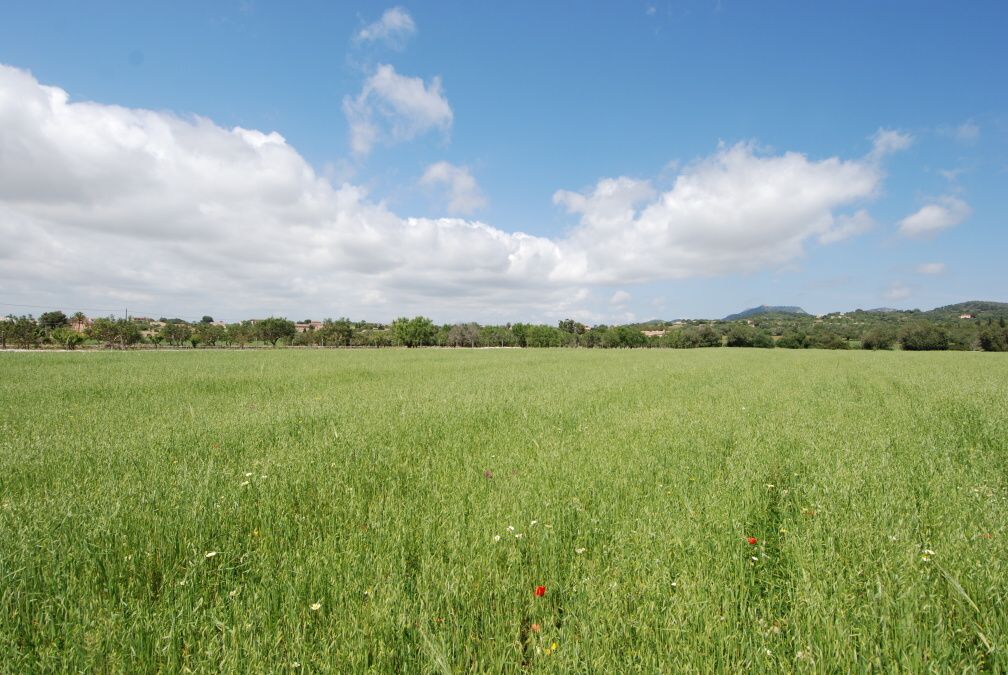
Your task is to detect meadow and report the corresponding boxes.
[1,348,1006,672]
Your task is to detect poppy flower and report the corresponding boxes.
[534,585,546,597]
[747,537,758,545]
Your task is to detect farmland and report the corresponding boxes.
[1,348,1007,671]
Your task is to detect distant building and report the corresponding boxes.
[641,330,666,337]
[295,321,324,333]
[959,313,976,319]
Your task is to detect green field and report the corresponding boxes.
[1,349,1007,671]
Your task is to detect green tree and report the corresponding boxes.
[392,316,436,347]
[725,326,758,348]
[200,315,214,324]
[256,317,296,347]
[861,326,896,350]
[194,323,225,347]
[158,322,192,347]
[898,322,949,351]
[50,326,84,350]
[318,318,355,346]
[978,325,1008,352]
[776,330,806,349]
[70,311,88,332]
[226,322,255,348]
[9,316,40,349]
[806,327,849,350]
[39,310,69,331]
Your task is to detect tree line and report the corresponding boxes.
[3,308,1008,351]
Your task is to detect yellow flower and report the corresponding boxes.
[310,602,322,611]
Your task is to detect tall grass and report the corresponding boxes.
[1,349,1005,671]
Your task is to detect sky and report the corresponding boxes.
[0,1,1006,324]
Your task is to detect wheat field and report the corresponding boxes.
[1,348,1006,671]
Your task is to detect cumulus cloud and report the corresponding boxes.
[553,142,883,283]
[0,64,903,322]
[355,7,416,48]
[916,262,946,275]
[419,161,486,215]
[898,196,971,237]
[343,64,452,156]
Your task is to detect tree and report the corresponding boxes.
[806,328,849,350]
[89,318,141,349]
[978,325,1008,352]
[8,316,40,349]
[558,319,587,335]
[87,318,119,348]
[256,317,296,347]
[777,330,807,349]
[158,322,192,347]
[194,323,225,347]
[200,315,214,324]
[39,310,69,331]
[70,311,88,332]
[680,324,721,348]
[446,322,481,347]
[898,322,949,351]
[113,320,142,349]
[50,326,84,350]
[226,322,255,349]
[861,326,896,350]
[392,316,436,347]
[318,318,355,347]
[725,324,757,347]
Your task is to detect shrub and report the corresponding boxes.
[898,322,949,351]
[861,327,896,350]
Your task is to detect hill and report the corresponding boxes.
[723,305,809,321]
[923,300,1008,320]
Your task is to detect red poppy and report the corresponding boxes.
[534,585,546,597]
[747,537,758,545]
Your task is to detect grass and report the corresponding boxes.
[1,348,1006,671]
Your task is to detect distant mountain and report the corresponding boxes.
[723,305,809,321]
[864,307,900,313]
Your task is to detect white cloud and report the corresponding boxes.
[898,196,971,237]
[419,161,486,215]
[884,283,911,301]
[355,7,416,48]
[916,262,946,275]
[869,128,913,160]
[0,64,905,322]
[343,64,452,156]
[818,209,874,244]
[610,290,631,305]
[553,142,883,283]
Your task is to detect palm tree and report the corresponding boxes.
[71,311,87,332]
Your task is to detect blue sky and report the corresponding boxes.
[0,1,1005,323]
